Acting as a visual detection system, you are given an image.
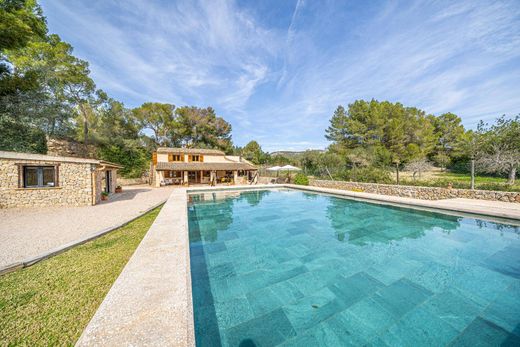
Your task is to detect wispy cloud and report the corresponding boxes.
[42,0,280,105]
[41,0,520,151]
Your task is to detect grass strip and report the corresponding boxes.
[0,206,162,346]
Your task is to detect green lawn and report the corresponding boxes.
[436,172,508,183]
[434,172,520,191]
[397,171,520,192]
[0,206,161,346]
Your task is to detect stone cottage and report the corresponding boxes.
[0,151,122,208]
[150,147,258,187]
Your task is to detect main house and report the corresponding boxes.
[150,147,257,186]
[0,151,122,208]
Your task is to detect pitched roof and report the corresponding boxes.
[155,162,256,171]
[156,147,225,155]
[0,151,124,169]
[0,150,100,164]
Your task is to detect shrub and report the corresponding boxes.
[347,167,392,184]
[448,159,470,173]
[293,173,309,185]
[97,140,149,178]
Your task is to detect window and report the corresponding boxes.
[23,166,57,188]
[164,171,182,178]
[189,155,202,162]
[168,154,183,162]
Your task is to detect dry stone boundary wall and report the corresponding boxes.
[309,179,520,203]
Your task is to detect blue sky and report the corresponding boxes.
[40,0,520,152]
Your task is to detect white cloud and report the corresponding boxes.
[41,0,520,151]
[42,0,280,108]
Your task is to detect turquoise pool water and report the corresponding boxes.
[188,189,520,346]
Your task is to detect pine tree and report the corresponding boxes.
[325,105,349,145]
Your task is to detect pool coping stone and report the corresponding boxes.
[76,183,520,346]
[76,188,194,346]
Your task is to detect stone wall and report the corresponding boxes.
[309,179,520,203]
[46,136,97,158]
[94,169,103,205]
[0,158,94,208]
[118,177,149,186]
[258,176,289,184]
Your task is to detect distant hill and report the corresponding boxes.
[270,150,325,157]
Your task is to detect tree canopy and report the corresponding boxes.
[240,141,269,165]
[476,116,520,184]
[325,100,437,174]
[0,0,236,177]
[322,99,518,185]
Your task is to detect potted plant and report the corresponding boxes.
[101,191,109,201]
[115,185,123,193]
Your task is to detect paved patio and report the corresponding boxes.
[0,185,175,269]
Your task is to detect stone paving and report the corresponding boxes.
[0,185,175,268]
[76,188,194,346]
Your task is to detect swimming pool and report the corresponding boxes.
[188,188,520,346]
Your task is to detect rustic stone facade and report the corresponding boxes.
[94,169,103,205]
[310,179,520,203]
[0,158,95,208]
[0,151,122,208]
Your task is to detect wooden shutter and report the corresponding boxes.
[200,155,204,162]
[152,152,157,165]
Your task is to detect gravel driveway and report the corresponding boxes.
[0,186,175,268]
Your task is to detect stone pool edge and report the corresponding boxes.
[76,188,195,346]
[76,184,277,346]
[76,183,519,346]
